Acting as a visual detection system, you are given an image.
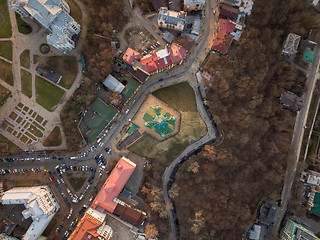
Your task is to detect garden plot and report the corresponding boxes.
[1,102,48,145]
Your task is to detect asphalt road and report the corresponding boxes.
[271,43,320,238]
[0,0,218,238]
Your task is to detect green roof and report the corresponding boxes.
[86,98,118,143]
[302,50,315,63]
[127,123,138,135]
[121,75,140,104]
[311,192,320,217]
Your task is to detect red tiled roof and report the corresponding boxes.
[140,54,159,73]
[219,8,238,21]
[169,43,188,64]
[212,34,234,54]
[123,48,141,65]
[69,213,101,240]
[219,18,236,36]
[91,157,136,213]
[132,43,187,74]
[212,19,235,54]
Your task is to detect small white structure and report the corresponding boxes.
[158,7,187,32]
[282,33,301,55]
[235,0,254,15]
[313,0,320,6]
[1,186,60,240]
[103,74,125,94]
[9,0,81,52]
[184,0,205,11]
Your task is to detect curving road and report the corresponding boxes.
[1,0,218,238]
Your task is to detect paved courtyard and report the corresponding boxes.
[1,102,50,145]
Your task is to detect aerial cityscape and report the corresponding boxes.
[0,0,320,239]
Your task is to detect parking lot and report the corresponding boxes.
[0,151,110,239]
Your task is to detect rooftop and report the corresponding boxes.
[158,7,186,27]
[68,208,113,240]
[36,66,62,84]
[91,157,136,213]
[282,33,301,55]
[280,91,303,112]
[123,48,141,66]
[1,186,59,240]
[103,74,125,94]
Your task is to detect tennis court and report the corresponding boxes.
[86,98,118,143]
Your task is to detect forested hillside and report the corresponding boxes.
[61,0,128,150]
[173,0,320,239]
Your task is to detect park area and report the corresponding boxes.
[43,126,62,147]
[0,59,13,85]
[35,55,78,89]
[0,41,12,60]
[128,82,207,165]
[1,102,48,145]
[0,83,10,105]
[20,50,30,69]
[132,94,180,140]
[0,0,12,38]
[35,76,65,111]
[21,69,32,98]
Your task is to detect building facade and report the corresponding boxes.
[9,0,80,52]
[281,219,319,240]
[184,0,205,11]
[1,186,60,240]
[158,7,186,32]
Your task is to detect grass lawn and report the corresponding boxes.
[129,82,207,165]
[0,83,10,105]
[27,124,43,138]
[0,133,21,154]
[0,59,13,85]
[12,179,42,187]
[37,56,78,89]
[33,55,40,64]
[0,0,12,38]
[0,41,12,60]
[15,12,32,34]
[69,177,86,191]
[20,50,30,69]
[35,76,65,111]
[21,69,32,98]
[153,82,197,112]
[43,126,62,146]
[65,0,82,23]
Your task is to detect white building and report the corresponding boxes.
[158,7,186,32]
[1,186,60,240]
[184,0,205,11]
[9,0,81,52]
